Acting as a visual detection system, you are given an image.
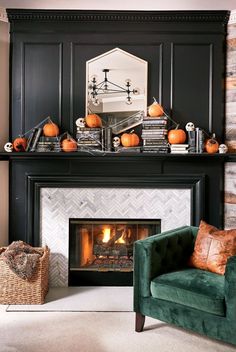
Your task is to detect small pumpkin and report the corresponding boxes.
[205,134,219,154]
[13,137,27,152]
[148,97,164,117]
[168,128,186,144]
[61,138,77,152]
[43,122,60,137]
[85,114,102,128]
[121,132,140,147]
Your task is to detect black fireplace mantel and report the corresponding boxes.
[1,152,235,161]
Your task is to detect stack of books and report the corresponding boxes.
[187,128,205,153]
[170,144,189,154]
[141,116,169,153]
[76,127,102,150]
[35,136,61,152]
[116,146,141,153]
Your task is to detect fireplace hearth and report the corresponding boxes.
[69,219,160,284]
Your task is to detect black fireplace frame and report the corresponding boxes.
[27,174,205,247]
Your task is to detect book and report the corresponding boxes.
[195,128,205,153]
[187,131,196,153]
[142,145,169,150]
[143,115,167,120]
[170,150,189,154]
[143,140,168,146]
[77,127,101,132]
[77,137,100,142]
[26,128,37,152]
[142,126,168,130]
[142,149,169,154]
[142,135,167,140]
[78,145,102,151]
[39,136,61,142]
[76,130,101,134]
[142,147,169,151]
[116,146,141,153]
[105,127,112,151]
[170,144,189,148]
[36,141,60,145]
[77,141,100,146]
[142,121,168,126]
[141,130,168,135]
[143,139,168,146]
[30,128,42,152]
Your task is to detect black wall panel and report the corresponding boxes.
[24,43,62,132]
[171,43,212,131]
[8,10,229,141]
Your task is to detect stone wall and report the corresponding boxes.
[226,13,236,150]
[225,12,236,229]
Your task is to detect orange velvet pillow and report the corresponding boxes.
[189,220,236,275]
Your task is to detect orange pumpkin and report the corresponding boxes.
[168,128,186,144]
[61,138,77,152]
[85,114,102,128]
[148,98,164,117]
[13,137,27,152]
[43,122,60,137]
[205,137,219,154]
[121,132,139,147]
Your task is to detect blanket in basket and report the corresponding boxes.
[0,241,43,280]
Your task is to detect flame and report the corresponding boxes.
[115,235,126,244]
[102,228,111,243]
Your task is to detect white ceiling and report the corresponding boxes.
[0,0,235,10]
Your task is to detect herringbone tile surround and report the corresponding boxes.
[40,188,191,286]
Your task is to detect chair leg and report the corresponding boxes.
[135,312,145,332]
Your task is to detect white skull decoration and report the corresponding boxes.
[113,136,120,148]
[219,144,228,154]
[4,142,13,152]
[76,117,86,128]
[185,122,195,132]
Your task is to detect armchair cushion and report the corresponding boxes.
[150,268,225,316]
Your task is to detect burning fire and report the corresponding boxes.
[101,226,127,244]
[102,228,111,243]
[115,235,126,244]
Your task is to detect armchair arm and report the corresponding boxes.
[134,226,196,311]
[225,255,236,320]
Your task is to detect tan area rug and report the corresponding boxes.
[6,287,133,312]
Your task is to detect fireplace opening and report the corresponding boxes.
[69,219,161,286]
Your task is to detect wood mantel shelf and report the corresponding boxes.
[0,152,235,161]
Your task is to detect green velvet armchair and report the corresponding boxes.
[134,225,236,346]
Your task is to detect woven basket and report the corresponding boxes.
[0,246,50,305]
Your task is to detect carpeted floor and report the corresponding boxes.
[1,287,236,352]
[0,306,235,352]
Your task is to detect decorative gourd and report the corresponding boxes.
[61,138,77,152]
[168,128,186,144]
[148,97,164,117]
[43,122,60,137]
[85,114,102,128]
[121,132,139,147]
[205,134,219,154]
[13,137,27,152]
